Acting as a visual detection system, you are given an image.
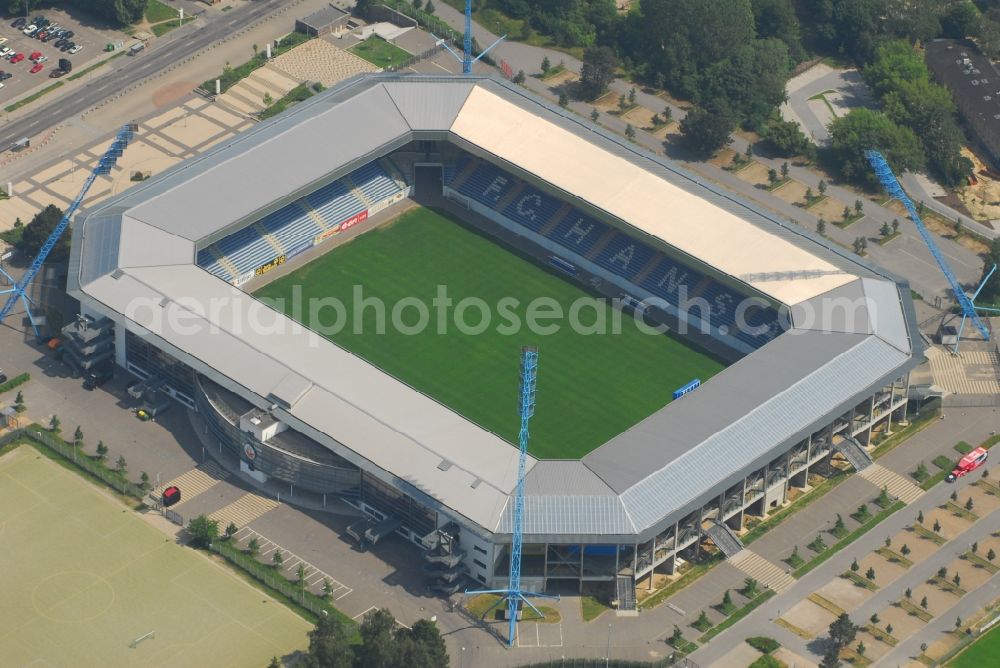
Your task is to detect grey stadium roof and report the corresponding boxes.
[70,74,922,541]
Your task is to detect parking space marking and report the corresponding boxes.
[234,527,353,601]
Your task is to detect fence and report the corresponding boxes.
[0,427,146,500]
[517,657,697,668]
[209,539,356,627]
[943,394,1000,408]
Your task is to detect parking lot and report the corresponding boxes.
[1,6,126,102]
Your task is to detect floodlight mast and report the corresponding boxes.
[465,346,559,647]
[865,150,993,352]
[433,0,505,74]
[0,124,136,335]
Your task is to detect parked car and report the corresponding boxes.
[29,51,41,61]
[946,447,989,482]
[0,71,12,81]
[83,364,113,390]
[54,39,66,48]
[22,25,37,35]
[68,44,82,55]
[34,55,47,64]
[29,62,42,74]
[10,52,25,63]
[49,68,66,78]
[0,369,8,384]
[11,18,26,29]
[62,30,74,39]
[0,37,7,46]
[0,47,12,58]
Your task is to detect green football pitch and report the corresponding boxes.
[949,624,1000,667]
[0,446,309,668]
[255,207,725,459]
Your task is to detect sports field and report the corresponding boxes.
[255,207,724,459]
[0,446,309,668]
[949,623,1000,667]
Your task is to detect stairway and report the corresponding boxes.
[729,550,796,594]
[858,464,924,504]
[704,520,744,558]
[616,574,636,613]
[836,436,874,472]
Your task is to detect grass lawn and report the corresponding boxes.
[949,624,1000,667]
[581,595,611,622]
[0,446,309,667]
[144,0,179,23]
[348,36,412,69]
[255,207,724,459]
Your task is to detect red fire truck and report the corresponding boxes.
[946,447,989,482]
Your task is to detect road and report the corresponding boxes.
[0,0,297,144]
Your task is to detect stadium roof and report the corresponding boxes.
[71,74,921,540]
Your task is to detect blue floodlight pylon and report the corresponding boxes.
[0,124,135,336]
[465,347,559,647]
[865,150,992,352]
[433,0,505,74]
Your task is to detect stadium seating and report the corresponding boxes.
[447,157,781,348]
[197,163,402,282]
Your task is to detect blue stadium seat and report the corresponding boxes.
[501,186,562,233]
[593,233,655,280]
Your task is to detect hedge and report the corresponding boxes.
[0,372,29,394]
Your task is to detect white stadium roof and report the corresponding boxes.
[70,75,921,540]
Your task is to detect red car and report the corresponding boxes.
[9,52,24,64]
[29,62,43,74]
[947,447,989,482]
[28,51,41,62]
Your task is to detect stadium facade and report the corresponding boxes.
[69,75,922,597]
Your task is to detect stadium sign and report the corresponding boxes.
[313,210,369,245]
[243,442,257,461]
[254,255,286,276]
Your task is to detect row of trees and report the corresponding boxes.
[301,608,448,668]
[6,0,148,26]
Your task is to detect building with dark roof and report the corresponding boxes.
[926,38,1000,169]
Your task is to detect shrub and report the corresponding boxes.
[746,636,780,654]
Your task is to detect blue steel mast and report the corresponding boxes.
[865,150,992,351]
[0,124,136,333]
[466,346,558,647]
[433,0,505,75]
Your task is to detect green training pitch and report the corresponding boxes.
[0,446,309,668]
[255,207,725,459]
[949,624,1000,668]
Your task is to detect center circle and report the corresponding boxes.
[32,571,115,623]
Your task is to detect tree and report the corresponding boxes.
[901,543,910,556]
[96,441,108,461]
[826,108,924,186]
[323,578,333,598]
[851,558,860,572]
[14,390,24,413]
[262,92,273,107]
[829,612,858,649]
[696,609,710,627]
[224,522,238,540]
[854,199,864,216]
[140,471,150,489]
[558,91,569,107]
[853,237,867,255]
[979,238,1000,303]
[115,455,127,475]
[671,625,684,644]
[805,187,814,202]
[663,106,672,123]
[268,657,280,668]
[247,537,261,557]
[17,204,70,263]
[590,108,600,122]
[618,93,627,111]
[760,118,812,157]
[579,45,617,100]
[954,572,962,588]
[412,0,422,9]
[541,56,551,74]
[956,616,963,629]
[892,219,899,234]
[73,426,84,446]
[938,566,948,579]
[989,548,997,562]
[966,497,975,511]
[187,514,219,548]
[424,0,435,14]
[886,623,893,635]
[625,124,636,140]
[722,589,733,608]
[744,577,759,597]
[752,0,804,60]
[920,595,928,609]
[818,179,827,196]
[817,218,826,236]
[512,69,526,84]
[905,587,912,599]
[781,161,789,179]
[951,491,959,503]
[856,641,866,656]
[358,608,398,668]
[942,1,981,39]
[273,550,284,569]
[866,566,876,581]
[933,519,941,533]
[305,612,354,668]
[629,87,636,105]
[884,536,891,548]
[870,613,879,624]
[49,414,60,433]
[820,648,842,668]
[768,168,779,185]
[917,510,924,524]
[680,103,736,158]
[396,617,448,667]
[880,221,891,238]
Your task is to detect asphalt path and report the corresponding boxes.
[0,0,292,145]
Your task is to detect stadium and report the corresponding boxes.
[69,74,922,601]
